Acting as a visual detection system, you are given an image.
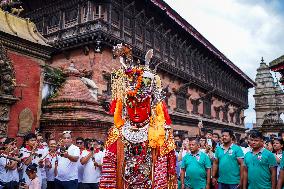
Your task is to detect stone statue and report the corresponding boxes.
[81,77,98,100]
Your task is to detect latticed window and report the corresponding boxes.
[94,5,107,21]
[49,14,60,27]
[124,17,132,34]
[145,29,152,45]
[81,3,88,22]
[203,98,211,118]
[47,13,60,34]
[176,94,187,113]
[111,9,120,27]
[64,8,78,28]
[135,22,143,49]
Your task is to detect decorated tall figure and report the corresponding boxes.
[99,44,177,189]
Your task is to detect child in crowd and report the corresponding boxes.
[20,163,41,189]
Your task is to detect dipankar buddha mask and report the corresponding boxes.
[100,44,176,189]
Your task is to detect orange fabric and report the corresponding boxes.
[114,99,125,128]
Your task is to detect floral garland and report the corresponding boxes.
[125,68,143,97]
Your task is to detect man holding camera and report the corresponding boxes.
[54,131,80,189]
[80,139,104,189]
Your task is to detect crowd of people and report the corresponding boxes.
[0,131,105,189]
[1,125,284,189]
[175,123,284,189]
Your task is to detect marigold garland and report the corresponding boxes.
[126,68,143,97]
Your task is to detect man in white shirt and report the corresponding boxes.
[54,131,79,189]
[0,138,19,188]
[80,139,104,189]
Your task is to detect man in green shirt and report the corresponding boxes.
[277,151,284,189]
[180,137,211,189]
[243,130,277,189]
[212,128,244,189]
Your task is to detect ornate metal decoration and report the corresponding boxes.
[0,44,16,95]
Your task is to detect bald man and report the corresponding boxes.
[54,132,80,189]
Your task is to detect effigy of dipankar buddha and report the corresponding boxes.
[99,44,177,189]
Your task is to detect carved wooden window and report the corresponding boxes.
[176,95,187,113]
[214,107,221,120]
[94,5,107,20]
[180,53,185,71]
[203,98,211,118]
[170,43,174,59]
[145,29,152,46]
[191,99,201,115]
[161,39,166,57]
[135,22,143,49]
[124,16,132,43]
[174,85,190,113]
[235,110,241,125]
[124,17,132,34]
[111,9,120,28]
[111,9,120,37]
[64,8,78,28]
[230,112,235,123]
[81,3,88,23]
[164,37,170,57]
[155,34,161,51]
[47,13,60,33]
[155,34,162,58]
[222,107,229,123]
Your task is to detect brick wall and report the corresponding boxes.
[7,50,44,141]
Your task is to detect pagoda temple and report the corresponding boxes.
[40,63,112,140]
[254,58,284,135]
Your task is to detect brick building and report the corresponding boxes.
[0,8,53,140]
[21,0,255,140]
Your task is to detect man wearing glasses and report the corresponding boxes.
[54,131,80,189]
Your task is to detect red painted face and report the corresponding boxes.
[127,97,151,123]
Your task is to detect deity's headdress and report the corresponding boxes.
[109,44,173,150]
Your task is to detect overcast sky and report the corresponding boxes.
[164,0,284,124]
